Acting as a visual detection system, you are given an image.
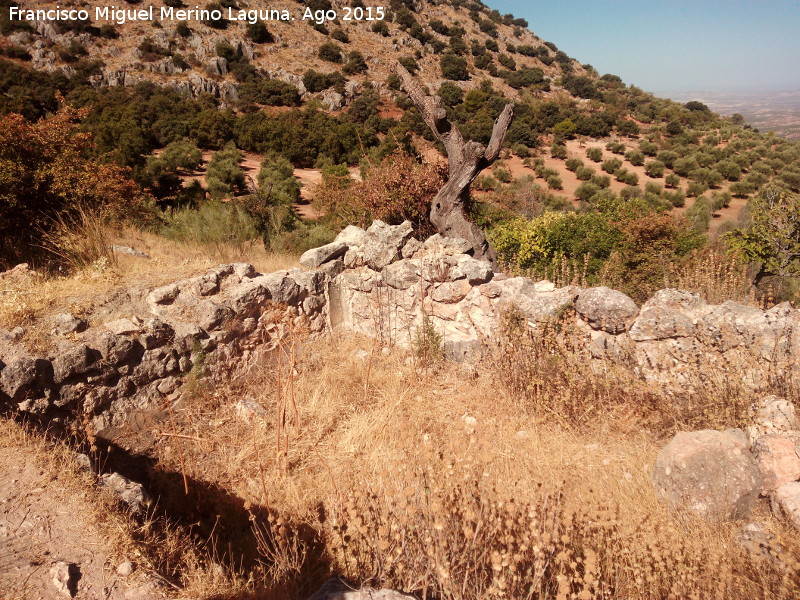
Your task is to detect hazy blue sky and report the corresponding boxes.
[485,0,800,96]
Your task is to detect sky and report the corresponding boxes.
[485,0,800,97]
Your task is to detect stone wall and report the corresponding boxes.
[1,220,799,444]
[0,262,329,449]
[319,221,799,393]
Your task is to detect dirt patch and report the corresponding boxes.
[0,423,167,600]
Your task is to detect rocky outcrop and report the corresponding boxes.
[0,262,330,451]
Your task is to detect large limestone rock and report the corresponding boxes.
[307,576,416,600]
[752,435,800,494]
[334,225,367,247]
[300,241,347,268]
[747,395,799,446]
[496,278,580,324]
[629,305,695,341]
[653,430,762,521]
[575,287,638,334]
[100,472,151,515]
[359,220,414,271]
[771,481,800,529]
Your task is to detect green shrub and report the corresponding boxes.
[398,55,419,73]
[725,189,800,283]
[440,53,469,80]
[625,150,645,166]
[639,140,659,156]
[716,160,742,181]
[575,182,600,202]
[711,190,732,211]
[413,313,444,364]
[256,152,300,204]
[494,167,512,183]
[302,69,345,93]
[511,143,529,158]
[318,41,343,63]
[1,44,31,60]
[215,40,242,63]
[371,21,389,36]
[644,181,663,196]
[601,158,622,174]
[575,166,594,181]
[686,181,708,198]
[144,139,203,201]
[504,67,545,89]
[553,119,576,140]
[269,222,335,254]
[656,151,678,169]
[673,157,699,177]
[605,141,625,155]
[206,142,246,199]
[586,147,603,162]
[490,211,621,275]
[550,144,567,159]
[705,169,724,188]
[617,169,639,186]
[730,181,755,197]
[664,173,680,188]
[240,78,301,106]
[685,196,712,231]
[565,157,583,172]
[617,120,640,137]
[590,174,611,189]
[545,174,562,190]
[498,53,516,70]
[202,2,228,29]
[472,175,498,191]
[644,160,665,178]
[160,201,259,255]
[664,189,685,207]
[246,21,273,43]
[562,74,598,99]
[342,51,368,74]
[331,28,350,43]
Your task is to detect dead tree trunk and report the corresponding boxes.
[394,64,514,270]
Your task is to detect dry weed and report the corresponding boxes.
[138,331,800,599]
[667,244,755,305]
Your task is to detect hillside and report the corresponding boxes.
[3,0,799,256]
[3,2,800,599]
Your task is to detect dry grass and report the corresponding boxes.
[0,416,240,598]
[666,244,755,305]
[138,329,800,599]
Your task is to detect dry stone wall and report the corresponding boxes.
[0,262,329,449]
[2,220,799,447]
[319,221,799,394]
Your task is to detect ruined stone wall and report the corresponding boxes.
[0,262,330,449]
[319,221,799,393]
[2,220,798,444]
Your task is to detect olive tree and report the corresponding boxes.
[726,189,800,286]
[394,63,514,268]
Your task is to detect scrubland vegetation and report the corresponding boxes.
[2,0,800,597]
[8,307,798,599]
